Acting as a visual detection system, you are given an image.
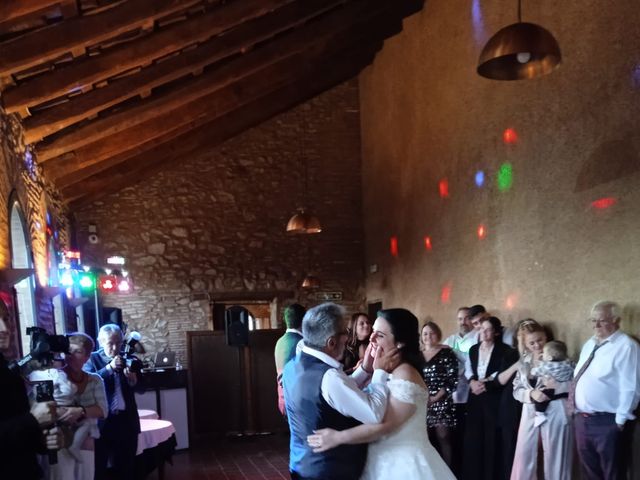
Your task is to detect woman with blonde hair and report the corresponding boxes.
[509,319,572,480]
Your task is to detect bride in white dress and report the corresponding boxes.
[308,308,456,480]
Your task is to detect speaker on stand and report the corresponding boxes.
[224,306,255,436]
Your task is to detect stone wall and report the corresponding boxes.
[0,109,71,358]
[74,80,365,365]
[359,0,640,355]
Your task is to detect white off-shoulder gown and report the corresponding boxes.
[361,376,456,480]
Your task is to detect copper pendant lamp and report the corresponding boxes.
[477,0,561,80]
[286,111,322,234]
[301,274,320,289]
[286,208,322,234]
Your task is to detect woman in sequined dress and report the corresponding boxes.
[420,321,459,469]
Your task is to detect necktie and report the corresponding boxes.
[110,370,126,413]
[567,340,608,414]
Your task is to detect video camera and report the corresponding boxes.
[9,327,69,375]
[120,331,144,374]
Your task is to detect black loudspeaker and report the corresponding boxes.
[225,306,250,347]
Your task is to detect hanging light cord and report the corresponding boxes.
[517,0,522,23]
[302,110,309,210]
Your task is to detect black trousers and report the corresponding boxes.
[95,412,139,480]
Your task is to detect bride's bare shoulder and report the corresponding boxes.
[392,363,425,386]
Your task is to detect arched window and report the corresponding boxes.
[10,200,37,356]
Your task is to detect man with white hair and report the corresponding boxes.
[571,301,640,480]
[282,303,399,480]
[84,324,140,480]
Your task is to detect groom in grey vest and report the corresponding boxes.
[282,303,398,480]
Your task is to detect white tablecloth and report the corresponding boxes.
[136,419,176,455]
[138,409,159,420]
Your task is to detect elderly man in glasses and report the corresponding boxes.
[572,301,640,480]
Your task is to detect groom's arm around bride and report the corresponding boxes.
[282,303,400,480]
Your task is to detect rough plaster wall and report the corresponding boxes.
[74,81,365,366]
[359,0,640,356]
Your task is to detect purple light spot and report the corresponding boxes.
[471,0,486,47]
[633,64,640,88]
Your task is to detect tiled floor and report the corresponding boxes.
[151,434,290,480]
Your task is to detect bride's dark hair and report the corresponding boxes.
[377,308,424,372]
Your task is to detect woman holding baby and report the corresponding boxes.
[509,320,573,480]
[31,332,107,480]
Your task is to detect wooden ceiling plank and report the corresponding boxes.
[22,0,353,144]
[45,27,370,180]
[0,0,203,78]
[44,3,393,179]
[65,45,376,206]
[0,0,62,23]
[3,0,298,115]
[36,0,369,159]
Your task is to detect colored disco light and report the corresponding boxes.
[503,128,518,144]
[477,224,486,239]
[99,275,118,293]
[475,170,485,187]
[591,197,617,210]
[118,279,131,292]
[424,236,433,251]
[440,282,453,304]
[390,236,399,257]
[497,163,513,192]
[60,270,74,287]
[439,178,449,198]
[78,273,95,290]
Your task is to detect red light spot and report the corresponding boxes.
[440,282,453,304]
[424,236,433,251]
[591,197,617,210]
[477,224,486,239]
[439,178,449,198]
[390,236,399,257]
[505,294,518,310]
[503,128,518,144]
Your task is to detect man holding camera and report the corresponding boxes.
[0,302,63,479]
[84,323,140,480]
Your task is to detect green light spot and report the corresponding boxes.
[497,163,513,192]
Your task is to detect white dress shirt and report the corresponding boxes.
[574,330,640,425]
[444,330,478,404]
[444,330,478,354]
[302,346,389,424]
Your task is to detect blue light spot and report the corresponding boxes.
[633,64,640,88]
[471,0,486,47]
[475,170,485,187]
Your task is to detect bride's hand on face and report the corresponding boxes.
[307,428,342,453]
[373,344,401,373]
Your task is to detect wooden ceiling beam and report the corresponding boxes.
[21,0,353,144]
[65,45,377,207]
[44,13,390,182]
[43,0,390,176]
[3,0,298,116]
[0,0,62,24]
[32,0,348,156]
[0,0,203,78]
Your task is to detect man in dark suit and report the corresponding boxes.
[84,323,140,480]
[274,303,306,415]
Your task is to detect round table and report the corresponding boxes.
[138,409,159,420]
[137,419,176,455]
